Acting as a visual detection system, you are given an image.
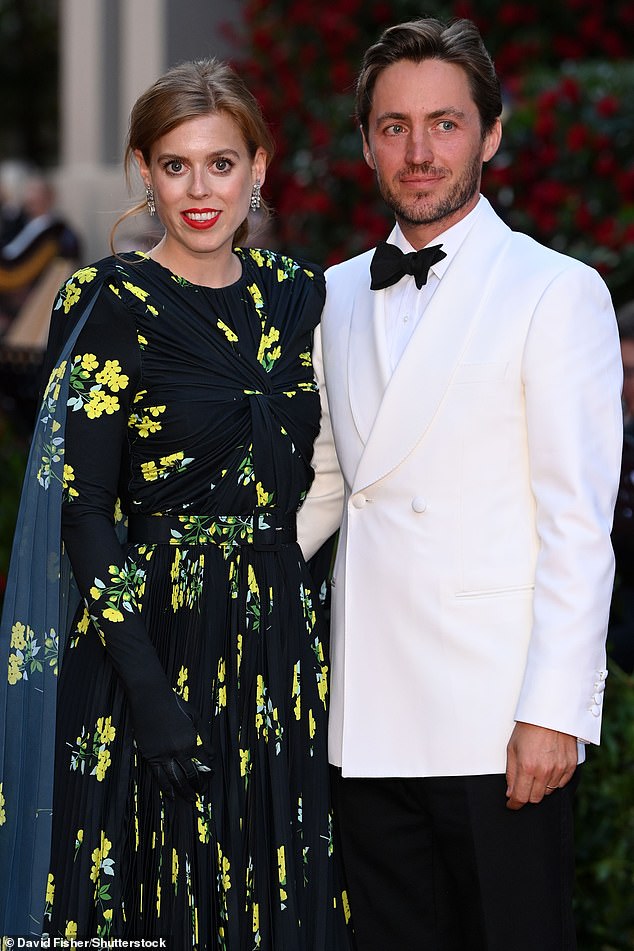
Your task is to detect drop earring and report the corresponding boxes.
[145,183,156,217]
[250,179,261,212]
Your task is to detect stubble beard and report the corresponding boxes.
[378,150,483,229]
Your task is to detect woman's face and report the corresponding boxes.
[135,111,266,273]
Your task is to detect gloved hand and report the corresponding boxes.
[129,687,214,803]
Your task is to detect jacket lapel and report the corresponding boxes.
[348,271,391,444]
[353,202,512,492]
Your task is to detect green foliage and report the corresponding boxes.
[485,61,634,307]
[574,664,634,950]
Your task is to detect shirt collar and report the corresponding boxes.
[389,195,485,281]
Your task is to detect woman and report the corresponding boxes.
[0,59,348,949]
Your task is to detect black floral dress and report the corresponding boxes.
[31,249,349,948]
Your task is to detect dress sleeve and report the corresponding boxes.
[296,322,344,560]
[60,287,174,701]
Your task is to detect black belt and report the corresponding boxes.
[127,510,297,552]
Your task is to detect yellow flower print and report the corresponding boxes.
[0,782,6,825]
[172,848,179,886]
[96,715,116,743]
[317,667,328,707]
[249,249,265,267]
[309,709,316,740]
[73,266,98,284]
[103,607,124,623]
[247,565,259,596]
[161,450,184,467]
[217,319,238,343]
[176,666,189,702]
[255,481,272,507]
[277,845,287,904]
[10,621,27,651]
[123,280,150,302]
[85,390,120,419]
[339,890,351,923]
[108,283,121,298]
[80,353,99,372]
[141,461,159,482]
[239,748,250,778]
[217,843,232,892]
[292,661,301,721]
[216,657,227,710]
[90,830,112,882]
[256,326,280,368]
[62,464,79,499]
[247,283,264,311]
[299,349,311,367]
[132,405,165,437]
[65,921,78,940]
[76,607,90,635]
[8,654,22,685]
[63,283,81,313]
[46,872,55,905]
[104,908,113,922]
[95,749,112,783]
[253,901,260,934]
[95,359,129,392]
[138,333,148,347]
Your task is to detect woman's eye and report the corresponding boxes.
[214,158,233,172]
[166,160,183,173]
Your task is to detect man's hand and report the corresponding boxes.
[505,722,577,811]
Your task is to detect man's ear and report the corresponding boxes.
[361,128,376,171]
[482,117,502,164]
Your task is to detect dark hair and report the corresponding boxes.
[111,58,275,250]
[355,18,502,139]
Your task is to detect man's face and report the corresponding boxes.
[362,58,501,246]
[621,339,634,418]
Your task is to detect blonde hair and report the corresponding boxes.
[111,58,275,251]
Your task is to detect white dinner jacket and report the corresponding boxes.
[299,196,623,778]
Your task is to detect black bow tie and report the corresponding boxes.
[370,241,447,290]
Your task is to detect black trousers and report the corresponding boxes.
[331,768,578,951]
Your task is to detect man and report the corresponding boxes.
[299,17,623,951]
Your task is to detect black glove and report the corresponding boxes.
[128,686,214,803]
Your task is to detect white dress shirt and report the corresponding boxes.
[383,197,485,372]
